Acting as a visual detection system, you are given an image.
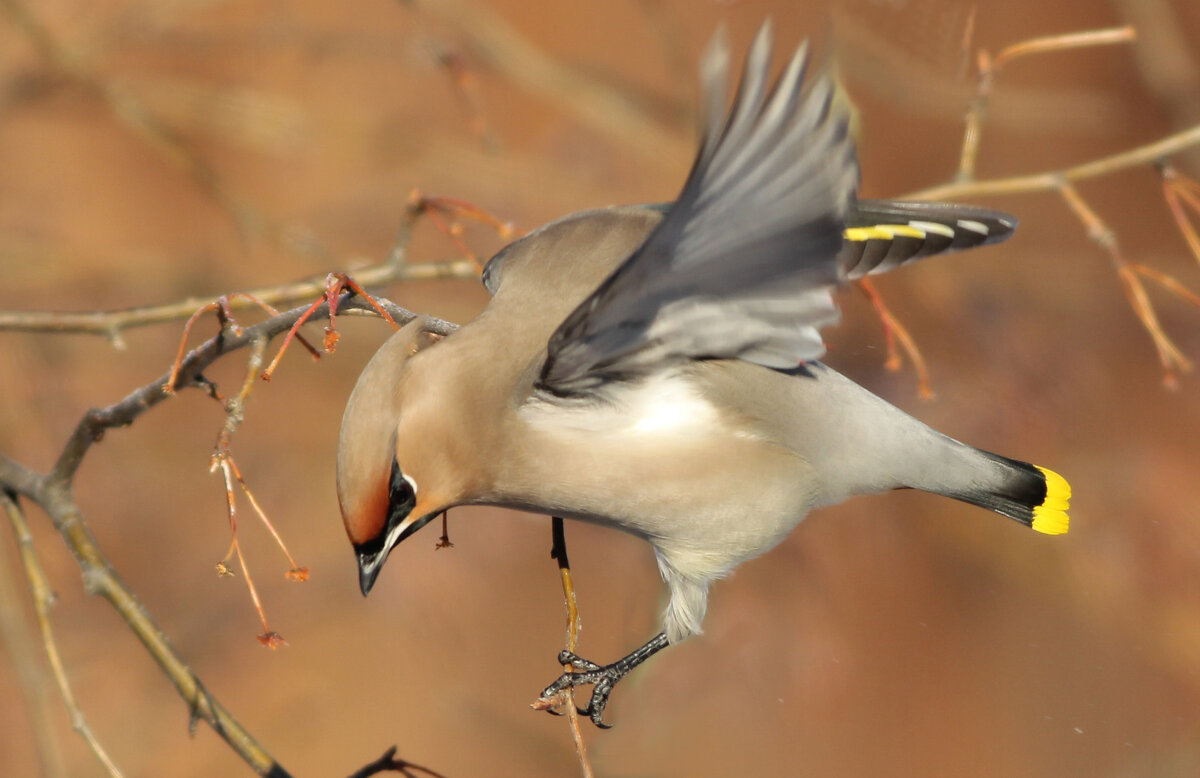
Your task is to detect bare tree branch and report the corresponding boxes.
[0,260,477,343]
[0,294,448,777]
[0,459,292,776]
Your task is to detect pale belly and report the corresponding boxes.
[496,383,820,577]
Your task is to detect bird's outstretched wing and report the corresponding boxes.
[538,22,859,397]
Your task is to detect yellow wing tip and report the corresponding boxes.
[844,224,925,242]
[1032,466,1071,535]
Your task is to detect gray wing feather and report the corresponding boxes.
[539,22,859,395]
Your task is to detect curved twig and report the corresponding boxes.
[0,295,446,777]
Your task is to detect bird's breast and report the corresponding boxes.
[491,373,817,571]
[520,371,740,438]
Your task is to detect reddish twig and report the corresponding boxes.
[0,295,452,777]
[214,451,286,648]
[207,333,310,642]
[227,456,309,581]
[166,293,320,396]
[261,274,400,381]
[208,336,288,645]
[1057,180,1193,387]
[408,190,519,271]
[1161,163,1200,266]
[856,278,934,400]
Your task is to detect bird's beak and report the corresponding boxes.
[355,510,438,596]
[356,545,387,596]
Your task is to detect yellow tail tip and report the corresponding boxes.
[1032,466,1071,535]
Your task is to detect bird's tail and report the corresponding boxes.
[938,451,1071,535]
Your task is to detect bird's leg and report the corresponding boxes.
[538,632,670,728]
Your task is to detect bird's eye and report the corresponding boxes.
[388,460,417,518]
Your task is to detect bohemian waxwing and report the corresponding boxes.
[337,21,1071,727]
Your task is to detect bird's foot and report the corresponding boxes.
[536,651,626,728]
[533,632,669,728]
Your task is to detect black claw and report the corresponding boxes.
[536,633,670,729]
[557,650,601,672]
[538,666,620,727]
[587,678,617,727]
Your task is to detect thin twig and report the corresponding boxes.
[912,122,1200,201]
[0,260,478,341]
[991,26,1136,69]
[0,455,293,776]
[1132,262,1200,309]
[261,272,402,381]
[227,456,309,580]
[166,295,319,396]
[856,278,934,400]
[0,498,67,777]
[0,296,448,777]
[413,194,519,271]
[1057,179,1192,386]
[932,21,1200,390]
[0,187,502,343]
[217,336,268,450]
[956,26,1136,182]
[550,517,594,778]
[345,745,451,778]
[44,295,451,486]
[1161,163,1200,265]
[213,453,287,648]
[1,492,124,777]
[207,337,301,643]
[956,48,993,183]
[1111,0,1200,170]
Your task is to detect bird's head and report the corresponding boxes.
[336,316,453,596]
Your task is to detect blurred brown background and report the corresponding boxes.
[3,0,1200,775]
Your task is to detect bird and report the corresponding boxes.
[336,21,1070,728]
